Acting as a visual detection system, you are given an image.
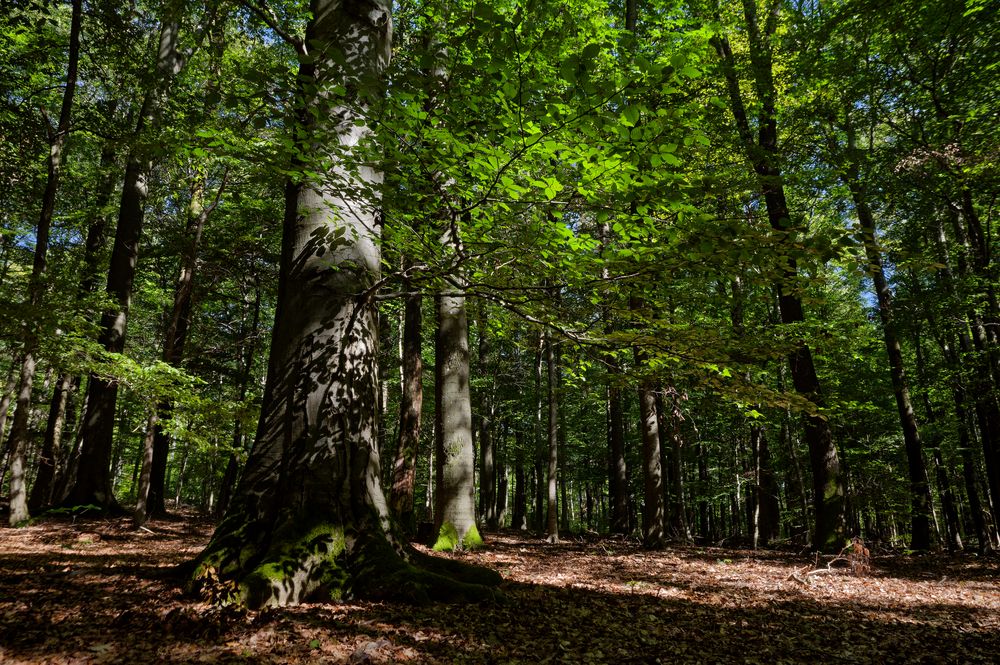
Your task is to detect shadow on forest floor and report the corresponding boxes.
[0,517,997,664]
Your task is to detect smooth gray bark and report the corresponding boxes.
[545,330,559,543]
[433,283,481,550]
[193,0,410,607]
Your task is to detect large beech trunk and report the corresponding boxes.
[192,0,497,608]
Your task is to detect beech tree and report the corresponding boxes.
[3,0,999,565]
[190,0,497,606]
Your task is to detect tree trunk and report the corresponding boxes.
[512,442,527,530]
[696,438,710,541]
[139,174,216,523]
[27,372,72,511]
[931,217,1000,536]
[831,122,933,550]
[545,330,559,543]
[389,281,423,533]
[662,388,688,541]
[215,277,263,518]
[932,330,993,552]
[598,218,629,536]
[62,3,185,511]
[495,446,508,525]
[712,3,845,551]
[607,383,629,534]
[637,369,664,549]
[192,0,498,607]
[5,0,82,525]
[41,137,117,507]
[0,366,19,482]
[476,304,497,530]
[433,284,481,550]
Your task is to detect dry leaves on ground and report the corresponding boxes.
[1,517,997,663]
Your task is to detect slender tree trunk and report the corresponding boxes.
[215,278,263,518]
[545,330,559,543]
[637,366,664,548]
[424,433,434,524]
[495,444,508,525]
[831,122,933,550]
[712,3,845,550]
[139,173,217,523]
[607,382,629,534]
[932,331,993,552]
[43,139,117,505]
[512,441,527,530]
[911,325,963,551]
[696,438,710,541]
[932,217,1000,536]
[600,218,629,535]
[63,4,185,511]
[27,372,72,511]
[475,304,497,529]
[662,388,688,540]
[559,404,570,533]
[389,279,423,532]
[6,0,82,525]
[0,366,19,480]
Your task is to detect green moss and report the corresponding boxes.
[432,522,460,551]
[242,520,348,607]
[461,524,484,550]
[192,515,350,608]
[432,521,484,552]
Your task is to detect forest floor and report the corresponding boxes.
[0,514,998,664]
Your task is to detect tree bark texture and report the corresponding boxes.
[636,362,664,548]
[433,286,481,550]
[389,284,423,532]
[191,0,500,608]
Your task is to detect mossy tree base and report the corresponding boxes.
[431,521,484,552]
[191,512,501,609]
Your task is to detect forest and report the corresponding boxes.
[1,0,999,661]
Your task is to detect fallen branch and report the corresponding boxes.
[786,539,871,585]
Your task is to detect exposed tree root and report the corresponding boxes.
[190,519,504,609]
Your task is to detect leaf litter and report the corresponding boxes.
[0,516,997,663]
